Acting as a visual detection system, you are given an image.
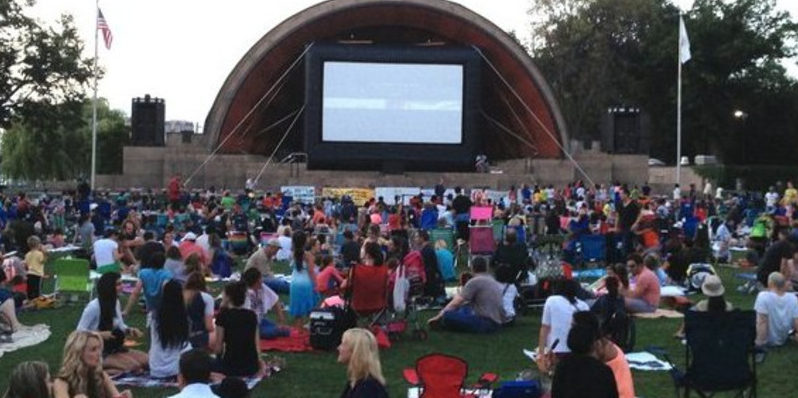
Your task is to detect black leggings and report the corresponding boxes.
[26,275,41,300]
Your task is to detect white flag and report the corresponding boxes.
[679,16,691,64]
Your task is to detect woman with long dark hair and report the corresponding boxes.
[288,230,317,327]
[149,280,190,378]
[76,273,147,375]
[183,272,215,349]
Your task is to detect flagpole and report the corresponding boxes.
[676,13,683,187]
[91,0,99,191]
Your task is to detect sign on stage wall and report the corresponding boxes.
[375,187,421,205]
[280,186,316,204]
[321,187,375,206]
[420,188,457,201]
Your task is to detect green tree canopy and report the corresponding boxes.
[530,0,798,165]
[0,0,95,127]
[1,99,129,180]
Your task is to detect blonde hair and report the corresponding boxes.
[56,331,108,398]
[434,239,447,250]
[342,328,385,387]
[27,235,41,249]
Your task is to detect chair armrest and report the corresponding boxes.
[403,368,419,386]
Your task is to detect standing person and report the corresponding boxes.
[621,254,660,314]
[452,187,472,240]
[149,280,191,379]
[53,331,133,398]
[288,231,317,327]
[168,174,182,209]
[245,239,289,294]
[615,188,640,256]
[183,272,215,350]
[3,361,51,398]
[338,328,389,398]
[167,349,219,398]
[213,281,264,377]
[76,273,147,375]
[74,213,95,252]
[416,230,444,299]
[537,280,590,373]
[24,236,46,299]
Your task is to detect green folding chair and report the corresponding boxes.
[491,219,505,242]
[429,228,455,253]
[52,258,92,302]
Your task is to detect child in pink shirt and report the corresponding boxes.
[315,255,344,296]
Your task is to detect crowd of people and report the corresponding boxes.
[1,176,798,397]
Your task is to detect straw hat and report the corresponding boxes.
[701,275,725,297]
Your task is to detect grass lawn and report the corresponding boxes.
[2,264,798,397]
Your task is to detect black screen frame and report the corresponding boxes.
[304,43,481,171]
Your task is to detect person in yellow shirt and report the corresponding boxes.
[784,181,797,206]
[24,236,46,299]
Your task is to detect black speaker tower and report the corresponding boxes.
[131,95,165,146]
[601,106,650,154]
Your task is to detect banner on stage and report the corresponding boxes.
[321,187,375,205]
[375,187,421,205]
[280,186,316,204]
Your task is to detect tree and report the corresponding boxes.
[529,0,798,165]
[1,99,129,180]
[0,0,95,128]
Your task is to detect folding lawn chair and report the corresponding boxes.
[403,353,497,398]
[347,264,389,326]
[667,310,757,398]
[576,234,606,267]
[52,257,93,301]
[430,228,455,253]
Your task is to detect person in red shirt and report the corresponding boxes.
[179,232,208,269]
[168,174,182,206]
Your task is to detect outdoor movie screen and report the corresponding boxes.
[321,61,464,144]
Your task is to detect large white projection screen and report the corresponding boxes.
[322,62,464,144]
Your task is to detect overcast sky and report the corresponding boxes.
[27,0,798,124]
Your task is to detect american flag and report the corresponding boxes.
[97,8,113,50]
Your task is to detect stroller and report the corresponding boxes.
[386,263,429,341]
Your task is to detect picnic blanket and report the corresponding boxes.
[113,373,268,389]
[260,328,313,352]
[0,324,50,358]
[522,349,672,372]
[633,308,684,319]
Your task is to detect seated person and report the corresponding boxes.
[492,228,528,281]
[213,281,266,377]
[621,254,660,313]
[537,279,590,373]
[76,273,147,375]
[573,311,634,398]
[245,238,290,294]
[426,256,505,333]
[168,349,218,398]
[755,272,798,349]
[551,314,619,398]
[5,361,51,398]
[124,252,173,316]
[591,276,626,324]
[241,268,289,340]
[315,254,344,296]
[183,272,215,350]
[53,331,133,398]
[434,240,456,282]
[0,268,29,339]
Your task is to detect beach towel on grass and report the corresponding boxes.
[0,324,50,358]
[260,327,314,352]
[113,371,274,389]
[633,308,684,319]
[523,349,672,372]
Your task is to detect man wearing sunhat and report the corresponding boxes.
[245,238,289,294]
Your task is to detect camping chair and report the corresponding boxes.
[52,258,92,302]
[346,264,389,326]
[669,310,757,398]
[403,353,497,398]
[430,228,455,253]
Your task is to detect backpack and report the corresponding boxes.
[603,307,636,353]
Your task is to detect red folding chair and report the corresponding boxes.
[403,353,498,398]
[347,264,389,325]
